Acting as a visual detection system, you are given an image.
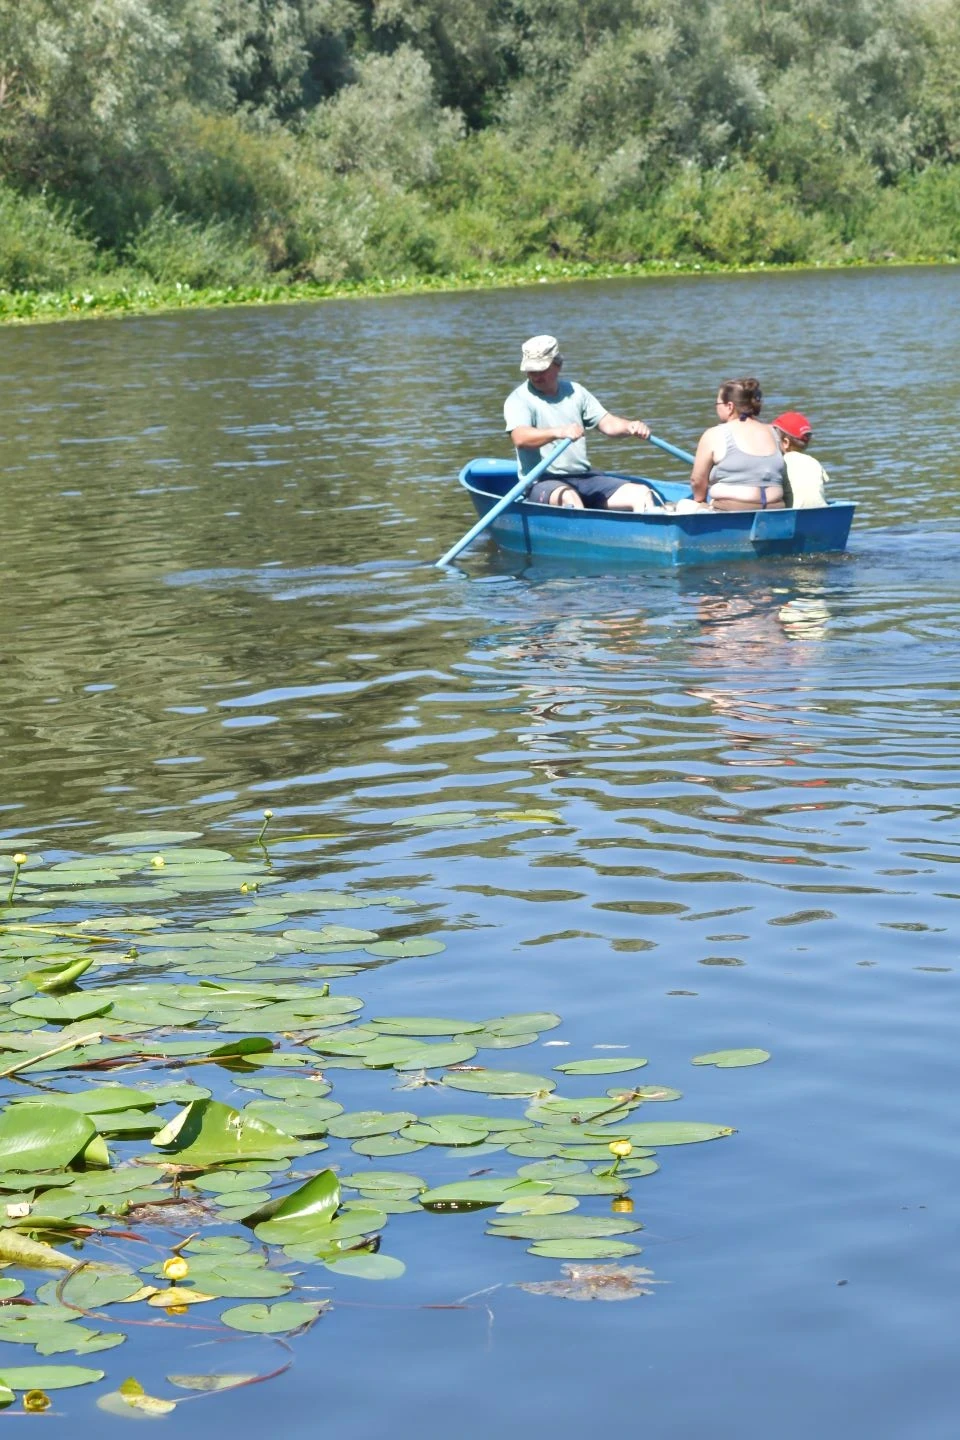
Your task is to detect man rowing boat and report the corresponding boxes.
[504,334,660,512]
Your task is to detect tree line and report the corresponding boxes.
[1,0,959,297]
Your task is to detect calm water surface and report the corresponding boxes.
[3,267,960,1439]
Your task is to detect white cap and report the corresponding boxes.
[520,334,561,372]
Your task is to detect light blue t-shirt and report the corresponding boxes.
[503,378,607,476]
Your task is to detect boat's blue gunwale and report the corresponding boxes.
[456,458,855,568]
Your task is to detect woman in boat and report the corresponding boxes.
[681,378,786,511]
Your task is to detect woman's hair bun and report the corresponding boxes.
[719,377,763,416]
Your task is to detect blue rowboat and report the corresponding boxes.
[458,459,855,568]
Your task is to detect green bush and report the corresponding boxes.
[0,186,98,291]
[850,163,960,259]
[595,163,838,266]
[126,207,271,287]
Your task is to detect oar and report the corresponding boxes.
[436,438,574,568]
[647,434,695,466]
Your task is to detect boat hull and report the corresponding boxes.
[458,460,855,568]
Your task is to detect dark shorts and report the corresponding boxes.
[528,471,626,508]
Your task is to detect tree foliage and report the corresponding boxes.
[0,0,959,291]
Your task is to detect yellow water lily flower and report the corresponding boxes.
[162,1255,189,1281]
[11,853,26,866]
[608,1139,632,1159]
[151,855,165,868]
[23,1391,50,1412]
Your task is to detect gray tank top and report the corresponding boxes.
[709,423,786,489]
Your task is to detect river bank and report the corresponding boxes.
[1,253,953,327]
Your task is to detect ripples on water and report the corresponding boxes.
[3,269,960,1439]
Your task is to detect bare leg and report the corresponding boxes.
[605,482,660,513]
[549,485,585,509]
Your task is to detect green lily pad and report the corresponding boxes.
[420,1178,551,1210]
[350,1135,425,1157]
[553,1058,648,1075]
[548,1174,628,1196]
[486,1013,562,1035]
[527,1239,644,1259]
[496,1194,579,1216]
[402,1119,491,1147]
[55,1271,144,1309]
[219,1302,324,1334]
[600,1158,659,1178]
[339,1171,425,1197]
[322,1253,405,1280]
[260,1207,385,1247]
[193,1170,274,1194]
[393,1042,478,1070]
[0,1365,105,1389]
[13,1086,156,1115]
[252,1169,340,1231]
[369,1018,485,1036]
[11,993,113,1023]
[151,1098,307,1164]
[487,1214,642,1240]
[238,1098,330,1136]
[691,1049,770,1068]
[363,939,446,958]
[442,1070,556,1097]
[602,1123,736,1146]
[325,1111,416,1140]
[0,1104,97,1172]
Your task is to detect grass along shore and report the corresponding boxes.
[2,252,956,327]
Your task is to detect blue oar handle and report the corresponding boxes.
[436,438,574,568]
[647,433,696,466]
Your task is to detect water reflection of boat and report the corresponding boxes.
[459,459,855,568]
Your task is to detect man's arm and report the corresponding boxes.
[510,421,584,448]
[597,413,651,440]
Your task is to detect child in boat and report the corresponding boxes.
[772,412,829,508]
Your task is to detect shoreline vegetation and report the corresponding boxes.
[1,252,957,329]
[3,0,960,329]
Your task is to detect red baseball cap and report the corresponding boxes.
[772,411,813,440]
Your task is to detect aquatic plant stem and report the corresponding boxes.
[5,854,26,906]
[0,1032,102,1080]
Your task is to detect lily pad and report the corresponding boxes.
[553,1058,648,1076]
[326,1111,416,1140]
[218,1302,325,1334]
[362,939,446,958]
[0,1104,97,1172]
[600,1123,736,1146]
[487,1214,642,1240]
[420,1178,551,1210]
[402,1118,491,1147]
[322,1254,405,1280]
[527,1239,644,1260]
[393,1042,478,1071]
[691,1049,770,1068]
[369,1018,485,1036]
[151,1098,307,1164]
[0,1365,105,1389]
[441,1070,556,1097]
